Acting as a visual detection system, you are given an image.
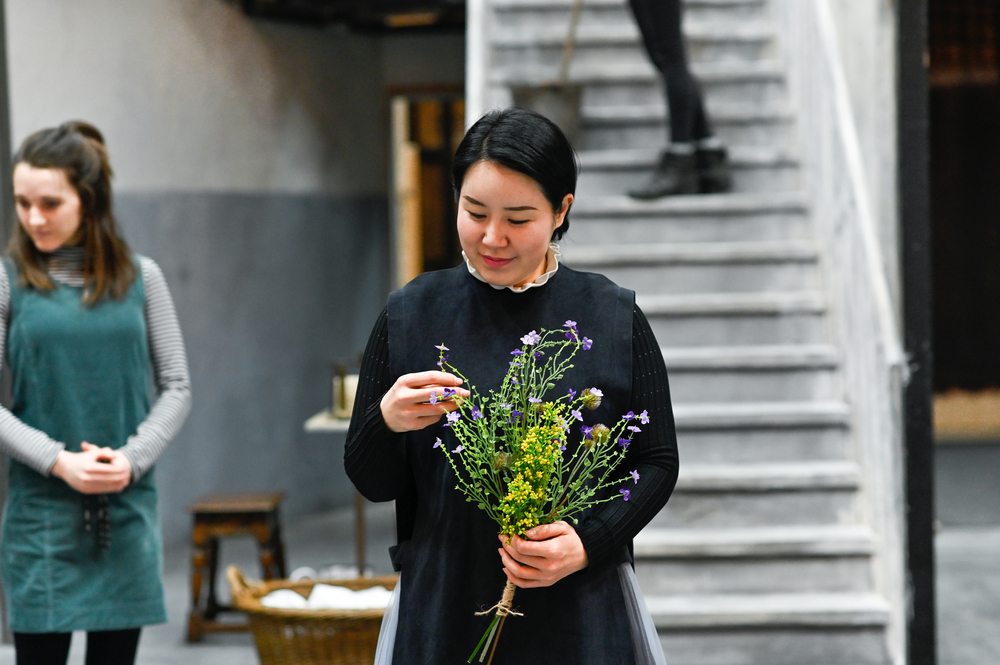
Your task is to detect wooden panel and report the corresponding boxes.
[929,0,999,86]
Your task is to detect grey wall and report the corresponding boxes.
[5,0,464,544]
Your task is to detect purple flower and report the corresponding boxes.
[580,425,594,439]
[429,392,438,405]
[499,403,512,410]
[521,330,541,346]
[567,389,577,400]
[436,354,449,369]
[619,489,631,501]
[444,411,460,427]
[471,406,483,420]
[508,410,523,424]
[627,425,642,434]
[433,437,442,449]
[511,349,524,356]
[452,444,464,453]
[590,388,604,398]
[582,337,593,351]
[560,444,567,451]
[623,411,636,421]
[571,409,583,422]
[639,410,650,425]
[565,330,578,341]
[534,351,543,360]
[435,343,449,351]
[630,469,640,484]
[511,377,519,385]
[443,388,456,398]
[529,397,542,404]
[618,438,631,450]
[565,320,577,329]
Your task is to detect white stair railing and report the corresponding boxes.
[770,1,907,663]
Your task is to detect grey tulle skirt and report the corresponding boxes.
[373,564,667,665]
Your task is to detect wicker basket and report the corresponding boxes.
[227,566,397,665]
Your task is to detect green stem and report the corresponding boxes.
[468,614,500,663]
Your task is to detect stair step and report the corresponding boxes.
[659,345,840,402]
[579,145,799,170]
[641,293,829,346]
[676,461,860,492]
[578,111,795,152]
[493,0,766,9]
[661,344,838,370]
[672,400,850,429]
[647,593,890,629]
[493,59,785,85]
[583,102,792,126]
[634,524,875,558]
[637,291,824,316]
[565,193,811,246]
[572,190,806,217]
[563,240,817,267]
[633,526,876,596]
[564,242,821,297]
[493,22,774,48]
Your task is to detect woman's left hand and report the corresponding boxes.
[497,521,589,588]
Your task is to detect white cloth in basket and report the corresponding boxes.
[307,584,393,610]
[259,589,309,609]
[260,584,392,610]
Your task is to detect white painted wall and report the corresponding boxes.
[6,0,464,195]
[825,0,899,303]
[2,0,465,543]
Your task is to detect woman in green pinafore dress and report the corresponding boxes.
[0,122,192,665]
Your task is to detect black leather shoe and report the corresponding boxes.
[628,151,700,199]
[697,146,733,193]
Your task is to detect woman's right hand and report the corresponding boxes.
[381,371,469,433]
[50,442,132,494]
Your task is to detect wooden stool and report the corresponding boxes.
[187,493,287,642]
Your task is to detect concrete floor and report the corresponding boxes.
[0,504,992,664]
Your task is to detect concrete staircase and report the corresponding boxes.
[475,0,895,663]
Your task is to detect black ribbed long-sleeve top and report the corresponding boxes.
[344,304,678,567]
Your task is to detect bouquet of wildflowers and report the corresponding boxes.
[431,321,648,664]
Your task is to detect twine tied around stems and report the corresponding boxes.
[470,581,522,664]
[475,580,522,618]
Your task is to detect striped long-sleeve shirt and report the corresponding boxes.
[0,247,192,482]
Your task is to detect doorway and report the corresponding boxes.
[389,87,466,288]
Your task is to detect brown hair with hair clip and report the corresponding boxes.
[9,121,135,305]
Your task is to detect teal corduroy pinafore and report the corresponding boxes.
[0,258,166,633]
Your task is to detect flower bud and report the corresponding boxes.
[591,424,611,444]
[493,452,509,470]
[581,388,602,410]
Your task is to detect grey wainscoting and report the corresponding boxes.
[116,190,389,545]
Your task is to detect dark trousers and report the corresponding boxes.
[14,628,141,665]
[629,0,713,143]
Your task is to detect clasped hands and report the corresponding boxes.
[50,442,132,494]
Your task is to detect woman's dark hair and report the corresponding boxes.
[452,107,578,241]
[10,120,135,304]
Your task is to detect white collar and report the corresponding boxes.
[463,243,561,293]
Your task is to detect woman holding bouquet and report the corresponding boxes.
[346,107,677,665]
[0,122,191,664]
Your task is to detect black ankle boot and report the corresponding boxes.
[628,150,700,199]
[697,146,733,193]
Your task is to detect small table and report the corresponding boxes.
[187,493,287,642]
